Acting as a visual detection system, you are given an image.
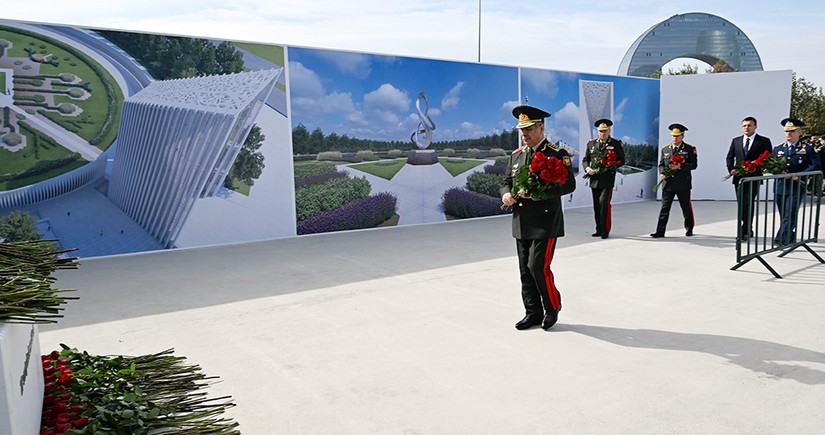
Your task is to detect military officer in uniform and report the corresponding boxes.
[582,119,625,239]
[773,118,821,246]
[650,123,698,238]
[501,105,576,331]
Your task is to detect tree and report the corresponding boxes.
[292,124,310,154]
[706,59,733,73]
[791,73,825,134]
[227,125,266,188]
[0,210,41,242]
[215,41,245,75]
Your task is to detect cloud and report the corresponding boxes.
[614,97,629,123]
[287,61,324,99]
[313,50,372,79]
[363,83,411,125]
[521,69,559,98]
[549,101,580,146]
[440,81,464,110]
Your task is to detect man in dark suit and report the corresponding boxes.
[650,123,698,238]
[725,116,773,239]
[501,105,576,331]
[582,119,625,239]
[773,118,821,246]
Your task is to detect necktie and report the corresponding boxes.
[744,137,750,155]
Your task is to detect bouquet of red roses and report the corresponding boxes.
[760,153,788,175]
[503,151,569,208]
[722,150,772,181]
[584,149,622,179]
[652,154,685,192]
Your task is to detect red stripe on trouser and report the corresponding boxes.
[688,191,695,227]
[543,238,561,309]
[605,190,613,234]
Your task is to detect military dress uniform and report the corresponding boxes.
[582,120,625,238]
[501,135,576,330]
[773,118,822,245]
[652,124,698,237]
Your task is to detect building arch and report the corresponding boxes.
[618,12,763,78]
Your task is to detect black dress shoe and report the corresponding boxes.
[601,233,609,239]
[685,229,693,237]
[541,309,560,330]
[649,233,664,238]
[515,315,543,330]
[591,232,602,237]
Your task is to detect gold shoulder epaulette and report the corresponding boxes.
[547,143,561,151]
[511,145,528,155]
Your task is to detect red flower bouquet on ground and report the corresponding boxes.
[503,151,568,208]
[584,149,622,179]
[722,150,773,181]
[653,154,685,192]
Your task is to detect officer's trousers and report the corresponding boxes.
[516,238,561,316]
[591,187,613,235]
[655,189,694,235]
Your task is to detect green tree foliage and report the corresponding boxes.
[96,31,245,80]
[226,125,266,187]
[0,210,41,242]
[791,73,825,134]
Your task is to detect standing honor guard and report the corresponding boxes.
[582,119,625,239]
[650,123,698,238]
[501,105,576,331]
[773,118,821,246]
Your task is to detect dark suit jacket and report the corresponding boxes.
[501,139,576,240]
[725,133,773,184]
[581,137,625,189]
[659,143,698,192]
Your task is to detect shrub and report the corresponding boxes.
[294,170,347,187]
[356,150,379,161]
[442,187,509,219]
[0,39,10,48]
[484,164,507,175]
[466,171,504,197]
[68,88,84,98]
[440,148,456,157]
[293,162,336,178]
[59,72,76,82]
[387,149,404,158]
[58,103,76,114]
[317,151,343,161]
[295,176,371,221]
[495,156,510,166]
[297,192,397,235]
[489,148,506,157]
[2,133,23,146]
[465,148,481,158]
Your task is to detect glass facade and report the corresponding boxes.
[618,13,763,77]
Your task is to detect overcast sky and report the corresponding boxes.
[3,0,824,87]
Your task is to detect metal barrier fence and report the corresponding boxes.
[731,171,823,278]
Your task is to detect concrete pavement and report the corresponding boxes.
[39,200,825,434]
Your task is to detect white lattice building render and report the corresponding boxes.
[578,80,613,157]
[108,68,282,248]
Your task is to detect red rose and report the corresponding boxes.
[50,350,60,359]
[72,417,89,428]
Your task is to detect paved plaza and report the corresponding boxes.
[40,200,825,434]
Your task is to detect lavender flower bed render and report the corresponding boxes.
[442,187,510,218]
[294,170,347,187]
[297,192,398,235]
